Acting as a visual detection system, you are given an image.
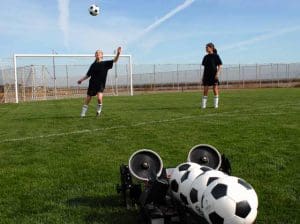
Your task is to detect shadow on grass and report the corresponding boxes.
[84,210,137,224]
[67,195,138,224]
[67,195,120,208]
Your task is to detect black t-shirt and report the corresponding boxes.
[86,60,114,85]
[202,54,222,76]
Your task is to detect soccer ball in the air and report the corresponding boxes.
[89,4,100,16]
[201,176,258,224]
[169,162,201,202]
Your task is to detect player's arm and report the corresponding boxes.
[77,75,89,84]
[217,65,222,76]
[216,54,222,78]
[215,65,222,80]
[113,47,122,63]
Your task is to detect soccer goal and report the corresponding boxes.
[11,53,133,103]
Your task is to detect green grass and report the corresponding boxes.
[0,88,299,224]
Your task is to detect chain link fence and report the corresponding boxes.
[132,63,300,93]
[1,61,300,103]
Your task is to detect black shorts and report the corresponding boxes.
[87,83,105,96]
[202,75,220,86]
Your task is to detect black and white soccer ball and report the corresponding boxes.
[201,176,258,224]
[188,168,227,215]
[89,4,100,16]
[177,165,206,206]
[169,162,201,202]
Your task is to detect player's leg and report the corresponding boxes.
[96,92,103,116]
[81,95,92,117]
[213,85,219,108]
[202,86,209,109]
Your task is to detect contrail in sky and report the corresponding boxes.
[57,0,70,48]
[141,0,195,37]
[126,0,196,46]
[220,25,300,51]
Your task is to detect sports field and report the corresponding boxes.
[0,88,299,224]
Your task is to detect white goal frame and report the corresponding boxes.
[13,53,133,103]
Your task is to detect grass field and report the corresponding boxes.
[0,88,299,224]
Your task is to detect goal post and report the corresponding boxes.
[13,53,133,103]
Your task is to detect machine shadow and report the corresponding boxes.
[66,195,138,224]
[66,195,120,208]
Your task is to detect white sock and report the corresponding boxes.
[214,95,219,108]
[81,105,88,117]
[202,96,208,109]
[97,104,102,113]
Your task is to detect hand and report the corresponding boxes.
[215,74,219,81]
[77,80,82,85]
[117,47,122,54]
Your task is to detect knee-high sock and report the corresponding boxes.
[214,95,219,108]
[202,96,208,108]
[81,105,88,116]
[97,104,102,113]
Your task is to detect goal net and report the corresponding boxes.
[6,54,133,103]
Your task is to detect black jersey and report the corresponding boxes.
[202,53,222,76]
[87,60,113,84]
[202,53,222,86]
[86,60,113,96]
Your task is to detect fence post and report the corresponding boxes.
[129,55,133,96]
[259,65,262,88]
[226,68,229,89]
[65,65,69,94]
[271,63,274,88]
[114,62,118,96]
[255,64,258,88]
[277,63,279,88]
[242,66,245,88]
[287,63,290,87]
[42,65,47,100]
[238,64,241,88]
[20,68,24,102]
[172,65,175,90]
[185,70,187,91]
[153,64,156,91]
[31,65,35,100]
[13,54,19,103]
[177,64,180,92]
[52,55,57,99]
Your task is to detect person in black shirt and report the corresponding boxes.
[78,47,121,117]
[201,43,222,108]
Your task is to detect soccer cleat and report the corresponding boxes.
[96,111,101,117]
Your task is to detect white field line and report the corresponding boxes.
[0,111,297,143]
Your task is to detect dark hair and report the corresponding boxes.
[206,42,217,54]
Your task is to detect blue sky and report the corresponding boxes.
[0,0,299,64]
